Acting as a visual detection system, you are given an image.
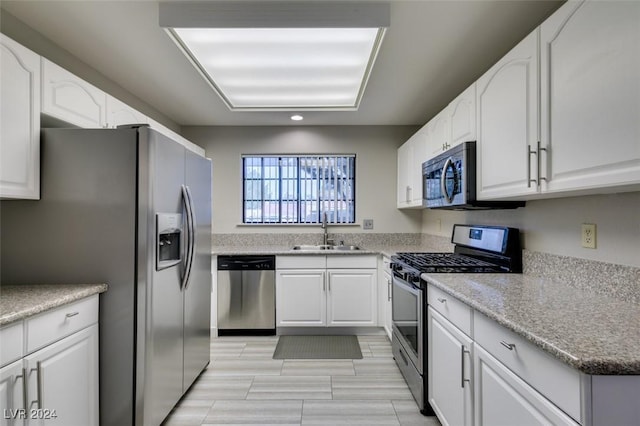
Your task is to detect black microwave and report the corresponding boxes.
[422,141,525,210]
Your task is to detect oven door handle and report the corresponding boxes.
[392,275,421,296]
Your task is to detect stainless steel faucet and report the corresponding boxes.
[321,212,329,246]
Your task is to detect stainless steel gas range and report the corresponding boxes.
[390,224,521,415]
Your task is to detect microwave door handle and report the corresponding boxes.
[440,157,454,203]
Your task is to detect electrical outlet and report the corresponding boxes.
[581,223,596,249]
[363,219,374,230]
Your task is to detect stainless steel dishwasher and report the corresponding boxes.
[217,255,276,335]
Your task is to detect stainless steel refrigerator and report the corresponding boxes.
[0,126,212,426]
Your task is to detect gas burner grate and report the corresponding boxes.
[392,252,505,274]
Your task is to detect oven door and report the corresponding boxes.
[391,275,423,374]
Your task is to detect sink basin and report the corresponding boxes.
[329,245,360,251]
[291,244,360,251]
[292,244,332,251]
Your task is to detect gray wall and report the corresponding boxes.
[421,192,640,267]
[182,125,422,234]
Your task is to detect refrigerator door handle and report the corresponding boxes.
[181,185,195,290]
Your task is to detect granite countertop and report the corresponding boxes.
[423,273,640,375]
[212,244,439,258]
[0,284,108,326]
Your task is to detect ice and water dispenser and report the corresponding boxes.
[156,213,182,270]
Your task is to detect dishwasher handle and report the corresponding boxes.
[217,255,275,271]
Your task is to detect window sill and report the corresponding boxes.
[236,223,361,227]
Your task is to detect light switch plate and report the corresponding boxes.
[363,219,374,230]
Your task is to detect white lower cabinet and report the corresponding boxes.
[428,307,473,426]
[276,255,377,328]
[0,360,26,426]
[377,255,393,339]
[24,325,99,426]
[0,295,99,426]
[276,269,326,326]
[327,269,377,326]
[474,344,578,426]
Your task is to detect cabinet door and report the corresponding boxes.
[428,106,451,157]
[41,59,107,128]
[540,0,640,193]
[0,360,26,426]
[474,345,578,426]
[476,31,539,200]
[276,270,326,326]
[410,126,428,206]
[327,269,377,326]
[397,141,411,208]
[106,95,148,128]
[450,84,477,148]
[24,325,98,426]
[0,34,40,200]
[428,308,473,426]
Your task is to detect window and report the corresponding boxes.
[243,155,356,224]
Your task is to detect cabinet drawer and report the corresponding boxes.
[277,255,326,269]
[427,284,472,336]
[474,312,582,421]
[0,322,24,367]
[26,295,99,353]
[326,255,377,269]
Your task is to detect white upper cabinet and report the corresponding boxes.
[450,83,476,147]
[540,0,640,194]
[106,95,148,128]
[397,125,428,209]
[427,105,451,157]
[42,58,107,128]
[476,31,540,200]
[0,33,41,200]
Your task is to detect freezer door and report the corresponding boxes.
[183,150,212,391]
[138,128,185,426]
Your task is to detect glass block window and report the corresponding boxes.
[242,155,356,224]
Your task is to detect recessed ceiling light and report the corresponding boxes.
[290,114,304,121]
[160,2,389,112]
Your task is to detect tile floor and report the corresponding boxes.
[162,334,441,425]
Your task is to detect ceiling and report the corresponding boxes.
[1,0,563,127]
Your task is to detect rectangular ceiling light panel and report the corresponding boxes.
[161,2,389,111]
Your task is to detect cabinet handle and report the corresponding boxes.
[537,141,547,184]
[406,185,411,202]
[437,298,446,303]
[500,341,516,351]
[461,346,470,388]
[527,144,537,187]
[30,362,43,409]
[65,311,79,318]
[16,367,28,411]
[387,278,392,301]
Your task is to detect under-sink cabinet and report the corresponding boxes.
[0,295,99,426]
[276,255,377,328]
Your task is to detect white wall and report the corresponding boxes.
[421,192,640,267]
[183,125,422,234]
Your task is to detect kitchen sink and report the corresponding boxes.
[291,244,360,251]
[292,244,332,250]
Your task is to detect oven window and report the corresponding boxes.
[392,280,419,356]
